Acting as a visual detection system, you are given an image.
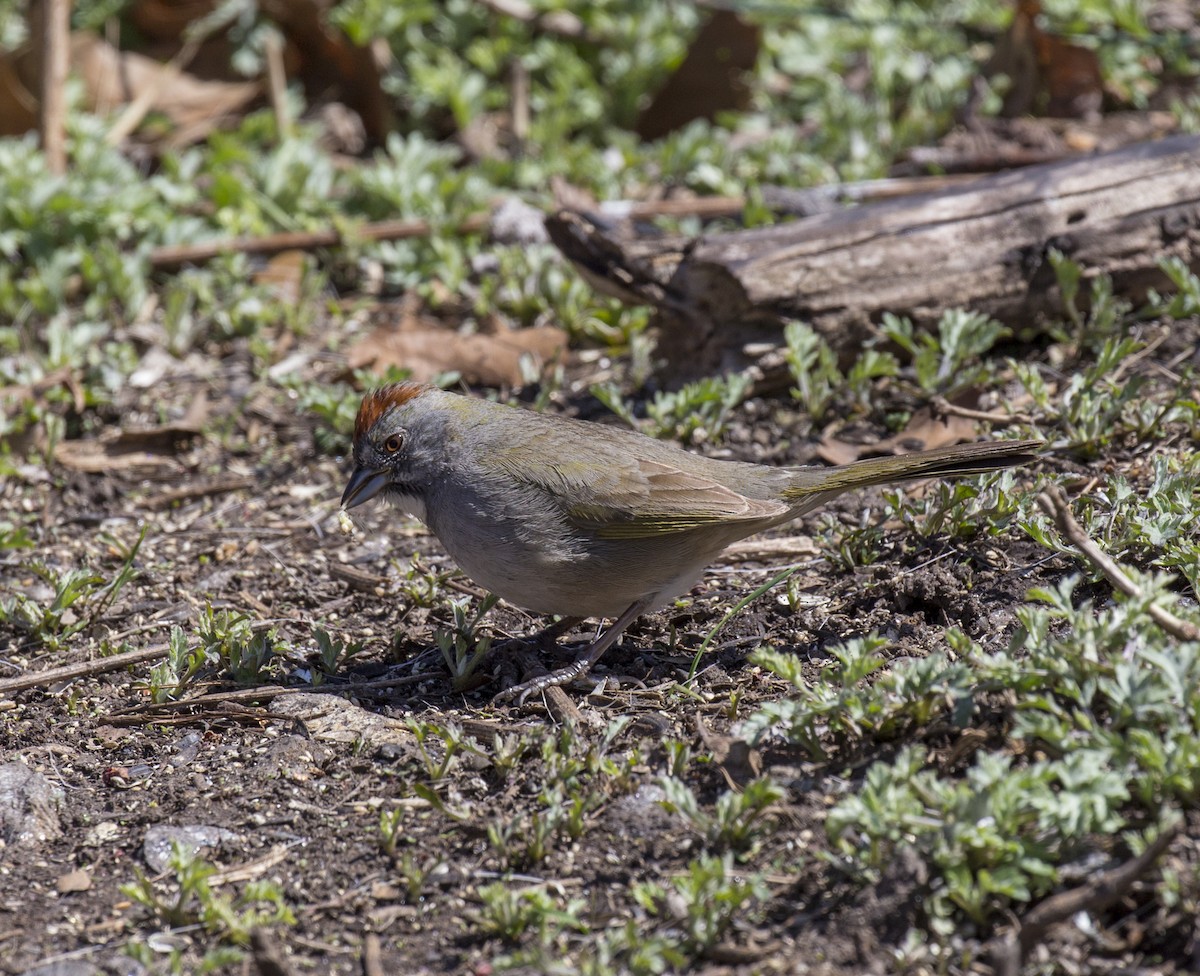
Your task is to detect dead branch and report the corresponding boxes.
[989,820,1181,976]
[35,0,70,173]
[1037,485,1200,641]
[0,642,169,696]
[147,212,490,269]
[548,134,1200,380]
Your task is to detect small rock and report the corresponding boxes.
[488,196,550,246]
[0,762,63,846]
[56,868,92,893]
[100,959,148,976]
[83,822,121,847]
[142,824,240,874]
[16,962,101,976]
[169,732,202,766]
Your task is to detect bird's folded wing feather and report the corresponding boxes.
[504,453,789,539]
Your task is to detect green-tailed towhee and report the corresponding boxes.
[342,382,1039,701]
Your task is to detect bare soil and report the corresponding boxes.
[0,326,1194,975]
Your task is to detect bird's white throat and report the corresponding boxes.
[387,490,428,523]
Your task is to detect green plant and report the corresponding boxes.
[487,806,563,869]
[142,626,204,703]
[784,320,842,420]
[0,566,104,651]
[395,851,443,903]
[804,565,1200,934]
[124,940,242,975]
[406,719,478,782]
[310,625,365,683]
[0,518,34,550]
[659,775,784,854]
[0,523,144,650]
[476,882,588,945]
[884,466,1032,540]
[1049,249,1129,346]
[741,635,981,759]
[633,853,768,954]
[593,372,752,445]
[434,593,498,690]
[378,806,406,857]
[121,841,294,947]
[1149,255,1200,319]
[1011,334,1152,453]
[485,730,535,781]
[393,553,454,608]
[1022,452,1200,598]
[196,606,279,685]
[881,308,1008,394]
[663,739,693,779]
[824,515,888,570]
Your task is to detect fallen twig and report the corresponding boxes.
[146,474,258,509]
[543,685,583,727]
[0,642,170,697]
[106,31,204,146]
[599,196,747,221]
[1037,486,1200,641]
[249,927,297,976]
[38,0,70,173]
[102,671,447,722]
[931,394,1034,427]
[989,819,1181,976]
[148,213,490,269]
[362,933,385,976]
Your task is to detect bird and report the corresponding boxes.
[341,382,1040,702]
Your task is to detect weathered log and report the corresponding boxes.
[547,133,1200,380]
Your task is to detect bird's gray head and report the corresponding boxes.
[341,382,447,512]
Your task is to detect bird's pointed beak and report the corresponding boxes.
[341,465,391,510]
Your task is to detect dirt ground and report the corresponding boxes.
[0,325,1194,975]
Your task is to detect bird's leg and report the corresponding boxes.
[530,615,585,649]
[489,615,583,657]
[486,616,584,692]
[493,598,653,704]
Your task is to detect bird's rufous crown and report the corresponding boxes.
[353,382,428,441]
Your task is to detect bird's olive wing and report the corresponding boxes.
[509,454,789,539]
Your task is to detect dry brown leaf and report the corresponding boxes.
[878,404,981,453]
[54,396,207,473]
[347,316,568,388]
[695,715,762,790]
[635,10,761,141]
[815,436,869,467]
[73,35,260,146]
[0,31,257,144]
[53,441,181,475]
[254,250,307,307]
[992,0,1105,119]
[817,396,983,466]
[0,30,260,142]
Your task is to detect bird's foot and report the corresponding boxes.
[492,655,597,705]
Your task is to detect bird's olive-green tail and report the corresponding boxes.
[782,439,1042,499]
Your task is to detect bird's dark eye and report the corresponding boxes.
[383,432,405,454]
